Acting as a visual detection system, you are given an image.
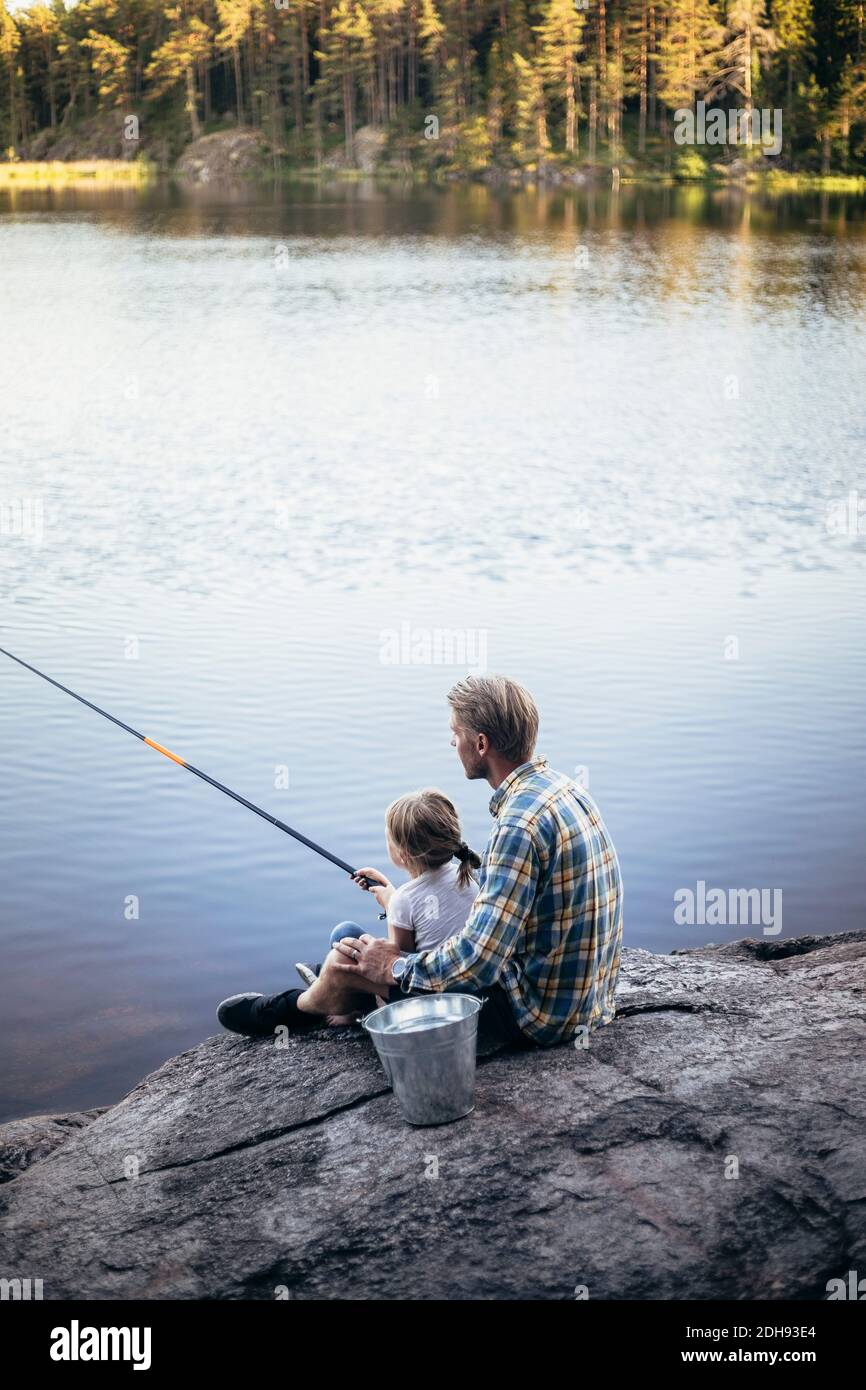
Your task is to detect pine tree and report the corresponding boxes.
[0,0,21,149]
[623,0,652,152]
[708,0,775,149]
[535,0,586,155]
[656,0,724,117]
[512,48,548,164]
[486,34,505,151]
[81,29,131,108]
[24,4,62,128]
[836,0,865,60]
[834,50,866,165]
[316,0,368,162]
[772,0,812,112]
[145,7,212,140]
[419,0,462,142]
[275,1,313,152]
[0,0,864,172]
[798,69,831,169]
[215,0,253,124]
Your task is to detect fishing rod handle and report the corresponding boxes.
[349,870,388,919]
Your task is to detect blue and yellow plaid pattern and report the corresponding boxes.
[399,758,623,1044]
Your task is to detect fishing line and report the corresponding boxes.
[0,645,380,891]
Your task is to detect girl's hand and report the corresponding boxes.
[352,866,394,913]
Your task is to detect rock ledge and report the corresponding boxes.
[1,932,864,1300]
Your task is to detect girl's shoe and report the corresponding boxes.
[294,962,319,988]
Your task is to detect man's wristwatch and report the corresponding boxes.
[391,955,410,985]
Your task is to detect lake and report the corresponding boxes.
[1,178,864,1122]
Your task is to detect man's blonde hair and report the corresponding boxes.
[447,674,539,764]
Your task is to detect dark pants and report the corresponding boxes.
[385,981,534,1056]
[310,960,533,1055]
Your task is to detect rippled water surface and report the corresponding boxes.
[1,181,864,1119]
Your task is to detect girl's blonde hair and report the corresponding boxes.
[385,788,481,889]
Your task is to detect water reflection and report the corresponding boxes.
[1,183,863,602]
[3,176,866,237]
[0,182,864,1120]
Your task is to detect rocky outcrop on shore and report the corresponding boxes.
[323,125,389,174]
[173,130,271,183]
[22,115,144,163]
[1,932,863,1300]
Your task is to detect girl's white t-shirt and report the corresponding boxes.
[387,861,478,954]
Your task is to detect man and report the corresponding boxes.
[218,675,623,1051]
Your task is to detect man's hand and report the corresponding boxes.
[332,934,402,991]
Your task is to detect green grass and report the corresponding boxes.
[755,169,866,192]
[0,159,156,188]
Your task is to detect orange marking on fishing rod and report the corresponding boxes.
[0,645,358,877]
[143,737,186,767]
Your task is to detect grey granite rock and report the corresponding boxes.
[174,130,270,183]
[1,932,864,1300]
[0,1109,108,1185]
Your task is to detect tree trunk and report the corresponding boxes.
[649,4,657,131]
[185,64,200,141]
[245,30,256,127]
[61,72,78,128]
[458,0,469,117]
[269,17,282,170]
[313,91,322,170]
[598,0,607,150]
[488,83,502,145]
[300,2,310,94]
[233,46,243,124]
[342,38,354,163]
[293,44,303,150]
[538,105,548,161]
[575,64,582,156]
[639,0,647,153]
[612,18,623,156]
[46,41,57,128]
[8,57,15,148]
[408,1,417,102]
[743,25,752,149]
[565,50,576,154]
[377,41,385,124]
[786,54,793,111]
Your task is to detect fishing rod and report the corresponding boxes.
[0,645,381,894]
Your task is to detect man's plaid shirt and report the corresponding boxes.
[398,758,623,1044]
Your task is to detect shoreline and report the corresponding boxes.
[2,158,865,196]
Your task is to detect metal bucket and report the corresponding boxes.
[362,993,484,1126]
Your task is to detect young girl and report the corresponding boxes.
[294,789,480,995]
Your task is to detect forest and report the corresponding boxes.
[1,0,865,174]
